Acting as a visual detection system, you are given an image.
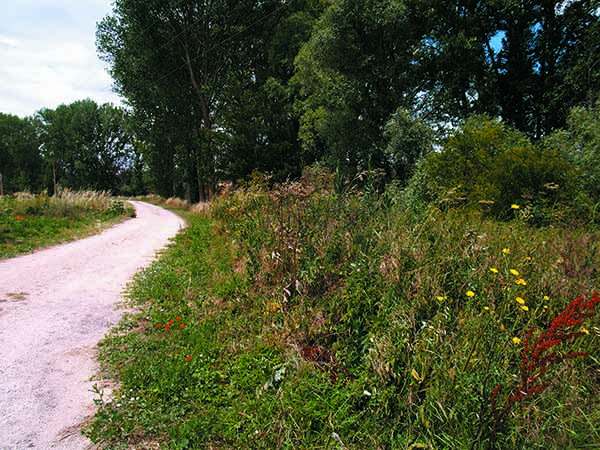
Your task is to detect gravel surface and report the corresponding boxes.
[0,201,185,449]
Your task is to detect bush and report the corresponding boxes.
[212,179,600,448]
[420,116,582,222]
[0,189,133,258]
[383,108,434,183]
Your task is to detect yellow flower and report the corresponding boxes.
[502,248,511,255]
[510,269,520,276]
[520,305,529,312]
[512,337,522,344]
[543,295,550,301]
[511,204,521,210]
[436,296,447,302]
[515,278,527,286]
[266,301,281,313]
[543,305,549,310]
[483,306,490,311]
[489,267,499,274]
[411,368,423,382]
[580,326,590,335]
[466,290,475,298]
[516,296,526,305]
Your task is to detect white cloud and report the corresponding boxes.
[0,0,121,117]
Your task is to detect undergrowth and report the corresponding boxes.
[88,175,600,449]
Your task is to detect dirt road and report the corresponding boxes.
[0,201,185,449]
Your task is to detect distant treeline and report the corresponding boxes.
[0,100,144,196]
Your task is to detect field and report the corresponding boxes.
[0,190,134,259]
[87,176,600,449]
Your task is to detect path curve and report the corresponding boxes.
[0,201,185,449]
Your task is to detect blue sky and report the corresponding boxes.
[0,0,121,117]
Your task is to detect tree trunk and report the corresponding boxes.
[0,173,4,196]
[52,161,57,196]
[184,45,216,202]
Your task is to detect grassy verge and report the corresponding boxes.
[0,190,134,259]
[88,180,600,449]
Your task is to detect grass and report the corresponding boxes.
[87,177,600,449]
[0,189,134,259]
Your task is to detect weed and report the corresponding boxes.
[89,177,600,449]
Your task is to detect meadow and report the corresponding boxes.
[0,189,134,259]
[87,170,600,449]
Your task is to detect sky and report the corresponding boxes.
[0,0,121,117]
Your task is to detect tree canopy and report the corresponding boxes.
[2,0,598,196]
[0,101,138,195]
[94,0,599,191]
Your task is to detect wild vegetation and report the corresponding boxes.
[3,0,599,203]
[87,164,599,448]
[0,189,133,258]
[94,0,599,200]
[1,0,599,447]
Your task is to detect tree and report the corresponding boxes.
[37,100,136,193]
[544,101,600,201]
[293,0,423,178]
[95,0,598,191]
[98,0,299,200]
[0,113,43,194]
[384,108,434,183]
[218,0,324,182]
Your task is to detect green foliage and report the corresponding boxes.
[0,113,43,193]
[38,100,137,194]
[384,109,434,183]
[0,101,140,196]
[544,101,600,202]
[90,178,600,448]
[292,0,418,177]
[420,116,581,222]
[0,190,132,258]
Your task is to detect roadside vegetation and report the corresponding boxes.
[0,189,134,259]
[87,112,600,449]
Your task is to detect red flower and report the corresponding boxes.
[490,292,600,441]
[14,215,25,222]
[184,354,193,362]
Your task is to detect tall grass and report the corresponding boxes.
[0,189,132,258]
[6,188,123,217]
[88,171,600,449]
[210,173,600,447]
[134,193,208,214]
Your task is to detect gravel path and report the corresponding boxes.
[0,201,185,449]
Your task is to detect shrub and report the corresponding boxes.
[383,108,434,183]
[0,189,133,258]
[90,171,600,448]
[164,197,190,210]
[421,116,581,222]
[206,173,600,448]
